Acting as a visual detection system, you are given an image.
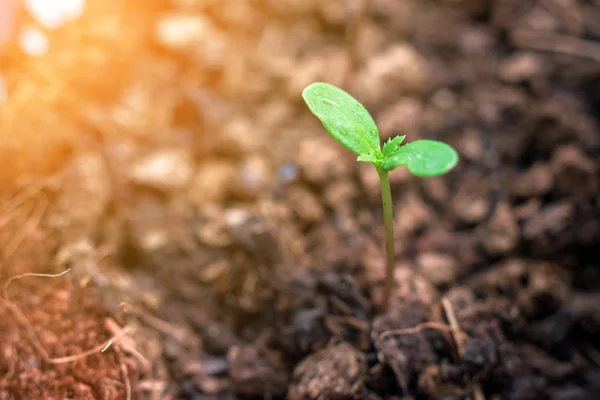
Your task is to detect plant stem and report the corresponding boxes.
[377,167,395,312]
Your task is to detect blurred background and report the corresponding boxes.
[1,0,600,399]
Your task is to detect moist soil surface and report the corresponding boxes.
[1,0,600,399]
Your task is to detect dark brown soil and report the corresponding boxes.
[1,0,600,399]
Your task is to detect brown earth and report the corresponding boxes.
[1,0,600,399]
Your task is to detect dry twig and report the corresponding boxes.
[442,297,466,357]
[131,306,196,347]
[511,28,600,62]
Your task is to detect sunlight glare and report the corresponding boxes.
[19,26,48,56]
[24,0,85,29]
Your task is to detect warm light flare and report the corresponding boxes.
[0,75,6,103]
[19,26,48,56]
[24,0,85,29]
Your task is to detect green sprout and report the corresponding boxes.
[302,82,458,312]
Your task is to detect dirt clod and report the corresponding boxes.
[371,303,437,394]
[228,344,289,398]
[288,342,367,400]
[416,252,459,287]
[281,308,330,361]
[551,145,598,197]
[510,162,554,198]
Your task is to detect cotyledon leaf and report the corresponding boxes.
[381,140,459,176]
[302,82,381,157]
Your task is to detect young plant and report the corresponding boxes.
[302,82,458,312]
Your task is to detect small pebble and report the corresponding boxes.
[190,161,236,205]
[129,149,194,191]
[278,161,298,183]
[236,155,273,199]
[356,43,428,105]
[155,13,225,66]
[416,252,459,286]
[500,52,542,83]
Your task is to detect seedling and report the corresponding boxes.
[302,82,458,312]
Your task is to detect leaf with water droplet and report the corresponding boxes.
[302,82,381,157]
[381,140,459,176]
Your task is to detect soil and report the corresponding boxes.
[1,0,600,399]
[0,278,138,399]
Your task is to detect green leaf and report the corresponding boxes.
[382,135,406,158]
[357,154,380,163]
[302,82,381,157]
[381,140,459,176]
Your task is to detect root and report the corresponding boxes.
[3,268,72,300]
[119,356,132,400]
[442,297,486,400]
[379,321,469,342]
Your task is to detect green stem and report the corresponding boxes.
[377,167,395,312]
